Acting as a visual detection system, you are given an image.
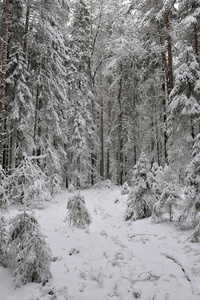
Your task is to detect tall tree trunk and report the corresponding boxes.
[161,75,168,164]
[151,89,155,162]
[0,0,10,166]
[117,63,123,185]
[156,20,170,96]
[152,85,160,165]
[192,1,199,63]
[156,1,172,165]
[23,2,30,63]
[165,11,173,94]
[106,97,111,179]
[100,95,104,180]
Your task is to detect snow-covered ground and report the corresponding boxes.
[1,187,200,300]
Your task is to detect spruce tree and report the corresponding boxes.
[168,47,200,178]
[64,193,92,229]
[66,0,94,187]
[125,152,156,221]
[151,183,180,223]
[7,154,51,206]
[177,134,200,241]
[8,211,52,288]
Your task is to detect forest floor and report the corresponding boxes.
[1,186,200,300]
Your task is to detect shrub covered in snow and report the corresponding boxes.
[151,183,180,223]
[121,182,130,195]
[8,211,52,288]
[125,152,156,221]
[7,155,51,206]
[64,193,92,228]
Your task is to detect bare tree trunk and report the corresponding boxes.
[156,19,170,97]
[23,2,30,63]
[152,85,160,165]
[0,0,10,166]
[192,1,199,63]
[89,2,102,185]
[156,1,174,165]
[165,11,173,93]
[117,63,123,185]
[100,95,104,180]
[106,95,111,179]
[151,89,155,162]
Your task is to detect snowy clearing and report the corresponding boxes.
[1,187,200,300]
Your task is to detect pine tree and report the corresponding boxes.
[125,152,156,221]
[64,193,92,229]
[8,211,52,288]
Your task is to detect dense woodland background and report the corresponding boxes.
[0,0,199,188]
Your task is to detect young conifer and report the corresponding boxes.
[125,152,156,221]
[64,193,92,228]
[8,211,52,288]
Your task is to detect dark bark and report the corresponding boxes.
[165,11,173,94]
[192,1,199,63]
[23,2,30,63]
[117,63,123,185]
[100,95,104,179]
[106,98,111,180]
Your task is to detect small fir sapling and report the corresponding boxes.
[151,183,180,223]
[64,193,92,228]
[177,134,200,241]
[125,152,156,221]
[105,179,111,189]
[68,183,75,193]
[121,182,130,195]
[7,154,51,206]
[8,211,52,288]
[49,173,61,196]
[151,163,164,197]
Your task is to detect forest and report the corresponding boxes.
[0,0,199,186]
[0,0,200,298]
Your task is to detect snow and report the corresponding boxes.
[1,187,200,300]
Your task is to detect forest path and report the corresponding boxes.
[2,187,200,300]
